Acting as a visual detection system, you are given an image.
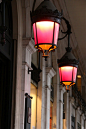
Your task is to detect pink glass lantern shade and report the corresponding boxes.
[33,21,60,52]
[59,66,77,87]
[31,0,62,58]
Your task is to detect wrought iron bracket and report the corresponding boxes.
[25,93,33,99]
[28,68,42,74]
[58,17,72,41]
[28,68,33,74]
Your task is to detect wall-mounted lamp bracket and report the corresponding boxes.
[28,68,33,74]
[28,68,42,74]
[25,93,33,99]
[58,17,72,41]
[28,65,42,83]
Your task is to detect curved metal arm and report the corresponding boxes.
[58,17,72,41]
[32,0,36,12]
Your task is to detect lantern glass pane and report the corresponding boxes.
[59,66,77,86]
[54,23,60,45]
[33,21,60,50]
[73,67,77,82]
[59,67,62,82]
[36,21,54,44]
[33,23,37,45]
[61,66,73,82]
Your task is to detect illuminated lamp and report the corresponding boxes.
[57,18,79,91]
[31,0,62,59]
[58,47,79,91]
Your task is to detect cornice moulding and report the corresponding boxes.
[22,38,37,54]
[46,67,56,78]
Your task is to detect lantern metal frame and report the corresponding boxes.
[58,18,79,91]
[31,0,63,60]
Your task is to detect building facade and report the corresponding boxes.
[0,0,86,129]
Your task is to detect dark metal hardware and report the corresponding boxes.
[32,0,36,12]
[58,17,73,53]
[24,93,32,129]
[25,93,33,99]
[28,67,42,74]
[28,68,33,74]
[28,53,42,83]
[28,67,42,83]
[58,17,72,41]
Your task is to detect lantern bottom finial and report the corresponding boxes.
[35,44,57,60]
[42,50,49,61]
[65,85,71,91]
[61,81,75,91]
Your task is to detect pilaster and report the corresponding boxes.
[59,86,66,129]
[20,38,36,129]
[41,61,56,129]
[69,96,75,129]
[75,107,82,129]
[64,92,69,129]
[85,120,86,129]
[56,65,60,129]
[81,114,85,129]
[46,67,56,129]
[22,38,36,93]
[75,109,78,129]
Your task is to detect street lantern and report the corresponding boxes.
[58,47,79,91]
[31,0,62,59]
[58,19,79,91]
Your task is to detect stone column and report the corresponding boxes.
[69,91,72,129]
[46,67,56,129]
[56,66,60,129]
[85,120,86,129]
[75,109,78,129]
[20,38,36,129]
[59,86,65,129]
[81,114,85,129]
[69,96,75,129]
[22,0,32,38]
[41,61,56,129]
[41,58,46,129]
[64,92,69,129]
[66,93,69,129]
[81,115,83,129]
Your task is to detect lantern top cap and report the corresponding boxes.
[58,47,79,67]
[36,0,56,11]
[31,0,62,24]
